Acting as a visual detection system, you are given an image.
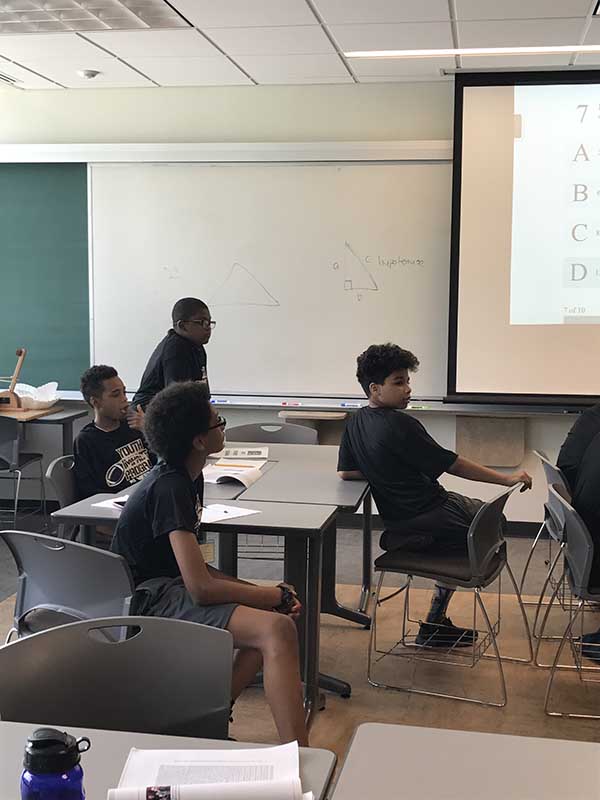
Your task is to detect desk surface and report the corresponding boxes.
[0,721,335,800]
[230,442,368,511]
[53,495,337,535]
[331,723,600,800]
[0,406,65,422]
[27,407,89,424]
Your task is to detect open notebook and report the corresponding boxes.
[107,741,312,800]
[203,460,267,489]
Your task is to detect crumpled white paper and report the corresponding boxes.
[14,382,60,410]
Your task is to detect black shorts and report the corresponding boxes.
[380,492,485,555]
[133,576,238,630]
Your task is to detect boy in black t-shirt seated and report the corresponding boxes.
[74,365,154,500]
[111,381,309,747]
[338,343,532,648]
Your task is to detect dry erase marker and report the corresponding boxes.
[341,402,361,408]
[282,401,301,406]
[409,404,430,410]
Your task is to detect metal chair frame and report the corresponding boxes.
[367,486,533,707]
[541,487,600,718]
[0,417,46,529]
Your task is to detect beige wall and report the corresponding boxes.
[0,80,453,144]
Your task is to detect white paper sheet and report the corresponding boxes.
[203,463,265,488]
[200,504,261,524]
[91,494,129,510]
[107,742,312,800]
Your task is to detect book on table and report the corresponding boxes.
[203,460,267,489]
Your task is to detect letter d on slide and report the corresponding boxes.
[570,263,587,281]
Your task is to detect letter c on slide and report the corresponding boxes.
[572,223,588,242]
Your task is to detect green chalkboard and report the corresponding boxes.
[0,163,89,391]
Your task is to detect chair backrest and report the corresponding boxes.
[0,530,135,633]
[548,485,595,597]
[0,616,233,739]
[533,450,570,540]
[45,455,77,509]
[0,416,19,471]
[227,422,318,445]
[467,485,520,582]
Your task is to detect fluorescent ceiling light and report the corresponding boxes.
[345,45,600,59]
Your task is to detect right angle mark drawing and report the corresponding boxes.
[338,241,378,293]
[210,262,280,307]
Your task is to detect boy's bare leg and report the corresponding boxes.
[231,647,263,701]
[227,606,308,747]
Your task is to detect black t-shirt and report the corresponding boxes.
[570,430,600,536]
[132,329,208,410]
[73,421,155,500]
[337,406,458,524]
[111,462,205,585]
[557,403,600,491]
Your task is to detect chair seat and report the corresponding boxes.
[374,542,506,588]
[20,608,82,636]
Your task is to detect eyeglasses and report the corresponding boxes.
[208,415,226,430]
[184,319,217,330]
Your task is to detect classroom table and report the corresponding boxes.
[27,406,89,455]
[228,442,372,625]
[331,723,600,800]
[0,720,336,800]
[52,497,337,724]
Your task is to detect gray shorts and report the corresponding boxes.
[133,576,238,630]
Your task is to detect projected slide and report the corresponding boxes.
[511,84,600,325]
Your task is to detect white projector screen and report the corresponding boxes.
[449,73,600,402]
[90,160,451,399]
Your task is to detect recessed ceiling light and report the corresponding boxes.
[345,45,600,59]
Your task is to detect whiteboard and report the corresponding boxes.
[90,161,451,398]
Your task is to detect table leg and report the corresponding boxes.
[321,518,371,628]
[284,536,308,671]
[80,525,96,546]
[218,532,238,577]
[303,533,323,726]
[62,421,74,456]
[359,493,372,614]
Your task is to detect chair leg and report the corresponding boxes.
[5,627,17,644]
[534,579,571,669]
[474,588,507,707]
[532,544,565,640]
[38,459,47,529]
[12,470,22,528]
[367,571,386,686]
[519,521,546,603]
[503,561,534,663]
[543,600,600,718]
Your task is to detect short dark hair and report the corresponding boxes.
[356,343,419,396]
[145,381,212,466]
[80,365,118,406]
[172,297,209,327]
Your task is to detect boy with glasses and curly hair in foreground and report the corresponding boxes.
[112,381,308,746]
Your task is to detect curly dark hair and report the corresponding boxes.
[145,381,212,466]
[356,343,419,396]
[80,365,118,406]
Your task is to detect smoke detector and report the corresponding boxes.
[77,69,102,79]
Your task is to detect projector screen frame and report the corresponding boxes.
[447,69,600,408]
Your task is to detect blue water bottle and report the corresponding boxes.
[21,727,91,800]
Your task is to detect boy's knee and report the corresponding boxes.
[264,613,298,648]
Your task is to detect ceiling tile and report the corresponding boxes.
[23,57,154,87]
[460,53,572,68]
[359,73,452,82]
[313,0,450,24]
[0,57,61,88]
[0,33,105,61]
[330,22,453,52]
[455,0,592,20]
[583,17,600,44]
[131,56,252,85]
[204,25,335,55]
[235,53,351,83]
[457,18,586,47]
[167,0,316,28]
[85,28,219,57]
[349,55,455,77]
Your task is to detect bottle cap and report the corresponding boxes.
[23,728,91,774]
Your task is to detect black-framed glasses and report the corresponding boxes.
[184,319,217,330]
[208,415,226,430]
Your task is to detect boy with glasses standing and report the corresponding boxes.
[132,297,216,410]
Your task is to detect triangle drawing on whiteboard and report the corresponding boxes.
[210,263,280,307]
[343,241,378,292]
